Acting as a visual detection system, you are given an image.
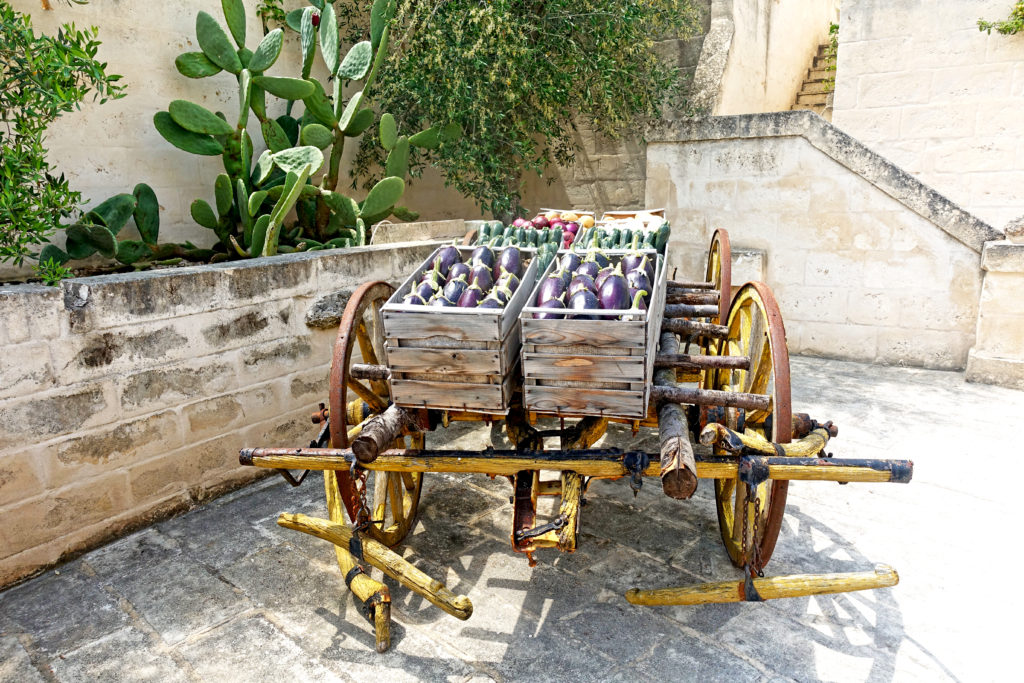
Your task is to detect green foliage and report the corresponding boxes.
[0,1,125,265]
[979,1,1024,34]
[33,257,74,286]
[348,0,701,219]
[822,22,839,91]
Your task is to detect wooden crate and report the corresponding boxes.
[519,251,667,420]
[381,245,539,415]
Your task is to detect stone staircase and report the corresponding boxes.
[792,42,835,120]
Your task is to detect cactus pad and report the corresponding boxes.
[190,199,220,230]
[154,112,224,156]
[303,80,338,128]
[115,240,153,266]
[371,0,397,52]
[253,150,276,185]
[359,177,404,219]
[319,3,339,74]
[301,123,333,149]
[175,52,222,79]
[272,146,325,176]
[441,122,462,143]
[196,11,242,74]
[300,7,316,79]
[338,91,364,133]
[321,191,359,226]
[338,41,372,80]
[39,244,71,265]
[169,100,235,136]
[248,29,283,72]
[385,136,409,179]
[248,190,268,217]
[345,109,375,136]
[69,223,117,259]
[392,206,421,222]
[221,0,246,48]
[86,193,137,234]
[252,76,315,101]
[132,183,160,246]
[214,174,233,215]
[249,215,271,256]
[379,113,397,150]
[64,225,96,260]
[261,118,291,153]
[409,125,441,149]
[238,70,252,127]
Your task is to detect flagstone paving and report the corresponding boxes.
[2,356,1020,682]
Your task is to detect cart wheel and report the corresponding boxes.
[703,282,791,571]
[328,281,423,547]
[705,228,732,325]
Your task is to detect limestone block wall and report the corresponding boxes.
[967,241,1024,390]
[0,242,437,587]
[646,112,1003,369]
[832,0,1024,229]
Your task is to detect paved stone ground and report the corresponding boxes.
[2,356,1021,682]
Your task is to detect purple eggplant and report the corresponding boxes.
[576,259,600,280]
[589,251,610,269]
[447,261,470,283]
[429,295,455,307]
[560,251,582,273]
[620,248,644,275]
[497,246,522,278]
[471,245,495,269]
[536,270,567,304]
[568,273,597,297]
[469,264,494,291]
[635,254,655,284]
[622,289,648,320]
[595,265,617,290]
[491,282,514,305]
[478,296,503,309]
[497,272,520,295]
[421,259,444,285]
[567,290,600,319]
[433,243,462,278]
[415,279,439,301]
[628,286,651,308]
[533,293,566,319]
[625,267,651,294]
[402,293,427,306]
[598,269,630,310]
[443,274,469,302]
[458,283,486,308]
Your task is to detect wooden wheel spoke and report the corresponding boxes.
[356,321,379,366]
[400,471,417,491]
[387,474,405,525]
[373,472,389,526]
[348,378,388,413]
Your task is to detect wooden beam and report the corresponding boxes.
[662,318,730,338]
[654,353,749,371]
[649,385,771,411]
[278,513,473,620]
[668,280,716,290]
[654,331,697,499]
[663,303,721,318]
[666,291,720,305]
[350,363,391,381]
[700,422,833,457]
[351,404,419,463]
[624,565,899,605]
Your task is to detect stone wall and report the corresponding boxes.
[646,111,1003,369]
[832,0,1024,229]
[0,242,437,587]
[967,240,1024,390]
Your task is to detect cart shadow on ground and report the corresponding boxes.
[299,420,956,683]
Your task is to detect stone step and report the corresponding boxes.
[791,102,828,117]
[801,79,833,95]
[796,91,828,106]
[813,55,836,69]
[808,67,833,81]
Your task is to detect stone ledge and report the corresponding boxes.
[981,240,1024,273]
[646,110,1003,253]
[966,349,1024,391]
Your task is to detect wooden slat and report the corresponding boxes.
[384,311,500,343]
[524,385,645,418]
[385,346,501,375]
[522,354,645,382]
[391,379,504,413]
[521,319,646,347]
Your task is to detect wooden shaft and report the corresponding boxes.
[699,423,833,458]
[655,332,697,500]
[661,318,730,338]
[350,363,391,381]
[668,280,716,290]
[557,472,583,552]
[243,449,913,483]
[666,291,719,305]
[278,513,474,620]
[649,385,771,411]
[624,564,899,606]
[654,353,750,371]
[663,303,721,318]
[374,604,390,654]
[351,404,418,463]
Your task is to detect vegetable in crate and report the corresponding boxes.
[534,292,566,320]
[447,261,470,282]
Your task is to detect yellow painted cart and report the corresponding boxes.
[239,229,912,653]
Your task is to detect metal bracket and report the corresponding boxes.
[737,455,770,490]
[275,469,311,487]
[623,451,650,496]
[514,514,568,542]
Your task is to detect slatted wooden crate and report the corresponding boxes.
[519,251,667,420]
[381,245,539,415]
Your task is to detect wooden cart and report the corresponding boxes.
[239,229,912,653]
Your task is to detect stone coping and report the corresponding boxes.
[647,111,1003,253]
[981,240,1024,273]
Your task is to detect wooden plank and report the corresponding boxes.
[499,255,539,340]
[391,379,505,413]
[525,385,645,418]
[385,346,501,375]
[500,324,521,375]
[522,353,645,382]
[521,319,646,347]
